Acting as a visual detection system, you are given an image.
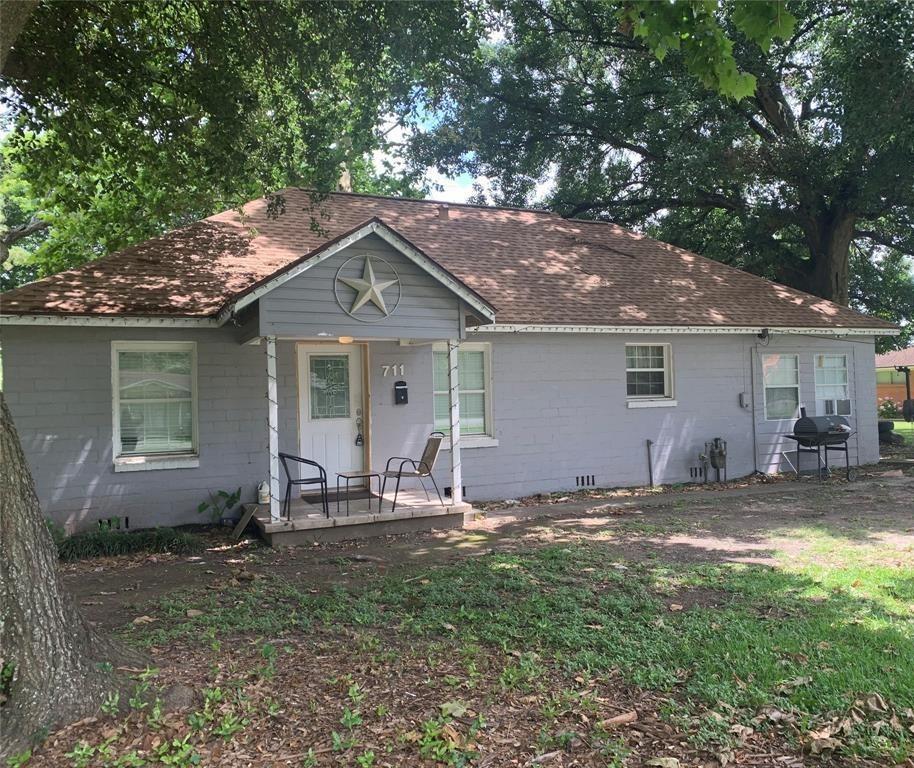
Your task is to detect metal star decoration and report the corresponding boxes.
[339,256,398,316]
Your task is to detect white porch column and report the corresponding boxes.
[265,336,281,521]
[447,339,462,505]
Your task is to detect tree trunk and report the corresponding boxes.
[0,393,133,760]
[804,211,857,306]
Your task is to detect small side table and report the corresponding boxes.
[335,470,382,516]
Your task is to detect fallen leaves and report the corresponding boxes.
[645,757,680,767]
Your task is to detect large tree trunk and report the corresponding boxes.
[804,211,857,306]
[0,393,132,760]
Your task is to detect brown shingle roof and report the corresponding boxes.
[0,189,896,330]
[875,347,914,368]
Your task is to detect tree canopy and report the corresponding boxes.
[0,0,460,283]
[403,0,914,344]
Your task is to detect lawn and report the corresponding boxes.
[893,420,914,443]
[21,480,914,767]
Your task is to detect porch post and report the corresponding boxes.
[265,336,281,521]
[447,339,463,505]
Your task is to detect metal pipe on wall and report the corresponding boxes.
[646,439,655,487]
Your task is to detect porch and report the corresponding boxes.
[235,226,497,545]
[247,489,474,545]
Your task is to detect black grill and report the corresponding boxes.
[784,408,855,480]
[793,414,853,446]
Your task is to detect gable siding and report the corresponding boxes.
[258,234,462,340]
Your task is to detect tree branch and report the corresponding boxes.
[1,216,49,247]
[855,229,914,255]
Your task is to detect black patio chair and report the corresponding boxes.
[380,431,445,514]
[278,453,329,519]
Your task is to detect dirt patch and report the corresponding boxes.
[25,630,822,768]
[63,474,914,632]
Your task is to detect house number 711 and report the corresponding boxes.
[381,364,405,377]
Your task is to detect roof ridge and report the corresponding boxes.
[281,187,556,216]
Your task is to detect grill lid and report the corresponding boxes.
[793,412,851,438]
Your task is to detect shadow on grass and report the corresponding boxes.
[127,539,914,761]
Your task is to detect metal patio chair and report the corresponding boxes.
[278,453,329,519]
[380,431,445,514]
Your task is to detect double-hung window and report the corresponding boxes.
[112,342,198,463]
[815,354,851,416]
[762,353,800,420]
[625,344,673,400]
[432,343,491,437]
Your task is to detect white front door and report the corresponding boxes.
[297,344,364,483]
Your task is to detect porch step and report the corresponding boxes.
[243,500,474,546]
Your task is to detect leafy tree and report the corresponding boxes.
[849,246,914,352]
[405,0,914,326]
[0,0,466,280]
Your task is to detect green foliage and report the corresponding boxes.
[406,0,914,322]
[64,741,95,768]
[4,750,31,768]
[196,488,242,522]
[153,735,200,765]
[0,0,465,282]
[850,246,914,352]
[56,526,204,562]
[100,691,120,717]
[619,1,795,100]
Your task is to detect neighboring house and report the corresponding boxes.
[0,190,898,535]
[875,347,914,407]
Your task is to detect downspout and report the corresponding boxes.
[646,439,655,487]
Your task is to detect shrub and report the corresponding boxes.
[197,487,242,522]
[56,526,205,561]
[878,398,901,419]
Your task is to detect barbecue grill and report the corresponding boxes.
[783,408,856,480]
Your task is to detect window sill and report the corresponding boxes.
[627,399,678,409]
[114,454,200,473]
[441,436,500,450]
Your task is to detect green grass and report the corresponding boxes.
[55,526,205,561]
[892,420,914,443]
[127,536,914,760]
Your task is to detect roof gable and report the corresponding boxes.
[220,217,495,323]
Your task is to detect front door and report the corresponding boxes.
[297,344,364,483]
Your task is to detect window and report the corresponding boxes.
[112,342,197,458]
[309,355,350,419]
[763,353,800,420]
[625,344,673,398]
[433,343,491,436]
[815,354,851,416]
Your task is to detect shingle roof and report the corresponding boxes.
[875,347,914,368]
[0,189,896,330]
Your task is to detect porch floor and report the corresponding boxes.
[247,489,474,545]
